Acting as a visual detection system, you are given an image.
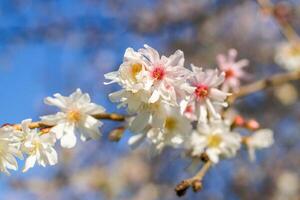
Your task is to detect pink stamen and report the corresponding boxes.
[194,84,209,100]
[225,68,235,79]
[151,66,165,80]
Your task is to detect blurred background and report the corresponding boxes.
[0,0,299,199]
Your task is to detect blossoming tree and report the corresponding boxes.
[1,0,300,198]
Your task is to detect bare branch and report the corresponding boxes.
[229,70,300,104]
[175,160,213,197]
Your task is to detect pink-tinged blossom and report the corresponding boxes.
[105,44,191,113]
[183,65,230,123]
[138,44,191,105]
[217,49,249,92]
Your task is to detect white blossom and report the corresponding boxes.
[20,119,57,172]
[105,45,191,111]
[108,90,151,114]
[41,89,105,148]
[275,42,300,71]
[0,126,23,175]
[104,47,150,93]
[217,49,249,92]
[245,129,274,161]
[138,44,190,105]
[189,120,241,163]
[128,104,192,154]
[183,65,230,123]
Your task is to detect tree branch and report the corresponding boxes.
[228,70,300,104]
[175,160,213,197]
[4,113,126,131]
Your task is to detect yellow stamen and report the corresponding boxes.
[131,63,142,80]
[165,117,177,132]
[67,110,81,122]
[207,134,222,148]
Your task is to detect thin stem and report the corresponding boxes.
[192,160,213,181]
[228,70,300,104]
[175,160,213,197]
[5,113,126,131]
[92,113,126,121]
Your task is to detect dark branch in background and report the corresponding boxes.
[229,70,300,104]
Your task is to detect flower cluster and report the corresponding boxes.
[106,45,274,162]
[0,89,105,174]
[0,45,275,197]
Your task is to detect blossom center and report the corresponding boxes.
[225,68,235,79]
[131,63,142,79]
[207,134,222,148]
[194,85,209,100]
[151,66,165,80]
[67,110,81,122]
[164,117,177,132]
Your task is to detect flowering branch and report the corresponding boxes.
[5,113,126,131]
[229,70,300,104]
[0,45,275,196]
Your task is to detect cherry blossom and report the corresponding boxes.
[217,49,249,92]
[0,126,23,174]
[183,65,230,123]
[189,120,241,163]
[41,89,105,148]
[245,129,274,161]
[128,104,192,154]
[20,119,58,172]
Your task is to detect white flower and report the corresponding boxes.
[104,47,150,93]
[0,126,23,175]
[128,104,192,154]
[20,119,57,172]
[41,89,105,148]
[105,45,191,110]
[245,129,274,161]
[189,120,241,163]
[108,90,150,114]
[183,65,230,123]
[217,49,249,92]
[275,42,300,71]
[138,44,190,105]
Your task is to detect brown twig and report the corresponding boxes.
[228,70,300,104]
[175,160,213,197]
[5,113,126,131]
